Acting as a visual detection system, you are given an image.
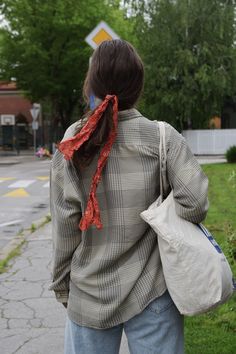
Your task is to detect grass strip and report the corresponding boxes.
[185,163,236,354]
[0,214,51,274]
[0,239,26,274]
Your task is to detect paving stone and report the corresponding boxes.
[30,257,50,269]
[7,266,49,282]
[0,222,130,354]
[41,288,54,298]
[29,318,43,328]
[12,257,32,269]
[22,245,50,259]
[14,328,64,354]
[0,317,8,329]
[0,281,42,301]
[8,318,31,329]
[1,333,30,354]
[0,327,29,338]
[42,310,66,328]
[0,271,13,280]
[0,298,8,306]
[24,298,66,328]
[3,301,34,320]
[0,283,11,297]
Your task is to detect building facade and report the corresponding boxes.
[0,81,33,150]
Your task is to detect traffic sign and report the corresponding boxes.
[85,21,119,50]
[32,121,39,130]
[30,104,40,121]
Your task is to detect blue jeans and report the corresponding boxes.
[64,290,184,354]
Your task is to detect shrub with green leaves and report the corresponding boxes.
[225,146,236,163]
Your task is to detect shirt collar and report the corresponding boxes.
[118,108,142,121]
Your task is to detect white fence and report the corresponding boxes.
[182,129,236,155]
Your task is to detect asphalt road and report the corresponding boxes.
[0,158,50,250]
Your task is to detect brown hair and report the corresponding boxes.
[73,39,144,168]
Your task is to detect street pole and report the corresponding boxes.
[30,104,40,156]
[34,129,36,155]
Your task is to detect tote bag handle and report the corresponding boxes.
[158,121,168,202]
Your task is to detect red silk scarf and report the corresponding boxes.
[58,95,118,231]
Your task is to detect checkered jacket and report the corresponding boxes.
[49,108,209,329]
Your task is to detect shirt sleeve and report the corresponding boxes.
[48,150,82,303]
[165,123,209,224]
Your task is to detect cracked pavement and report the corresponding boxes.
[0,223,65,354]
[0,222,129,354]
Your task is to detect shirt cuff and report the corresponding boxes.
[55,290,69,303]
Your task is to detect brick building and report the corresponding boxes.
[0,81,33,149]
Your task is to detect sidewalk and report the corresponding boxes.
[0,222,129,354]
[196,155,226,164]
[0,151,37,165]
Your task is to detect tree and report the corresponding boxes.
[125,0,236,130]
[0,0,135,143]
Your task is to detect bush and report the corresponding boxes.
[225,146,236,163]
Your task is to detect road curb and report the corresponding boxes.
[0,214,51,263]
[0,161,21,165]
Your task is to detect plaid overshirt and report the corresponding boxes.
[49,108,209,329]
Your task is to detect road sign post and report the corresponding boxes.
[30,104,40,155]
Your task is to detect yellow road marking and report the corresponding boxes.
[37,176,49,181]
[0,177,16,181]
[3,188,30,197]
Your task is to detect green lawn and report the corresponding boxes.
[185,163,236,354]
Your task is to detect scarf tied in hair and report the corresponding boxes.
[58,94,118,231]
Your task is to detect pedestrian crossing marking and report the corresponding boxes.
[37,176,49,181]
[8,180,35,188]
[3,188,30,197]
[0,178,50,195]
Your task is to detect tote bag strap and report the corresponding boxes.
[157,121,168,202]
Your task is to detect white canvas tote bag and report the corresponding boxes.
[140,122,235,315]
